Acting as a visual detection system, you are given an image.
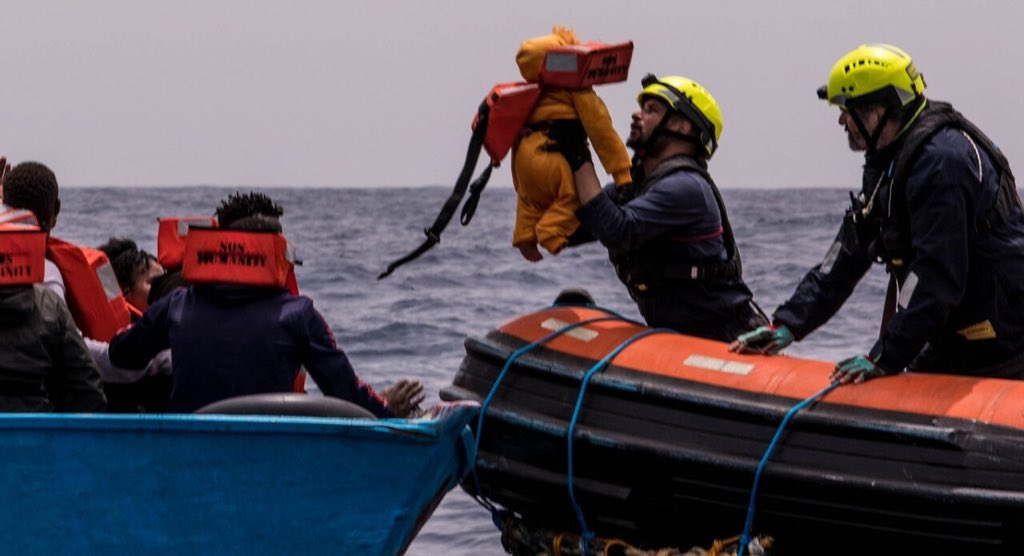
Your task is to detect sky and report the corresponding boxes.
[1,0,1021,189]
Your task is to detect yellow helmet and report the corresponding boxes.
[638,74,723,158]
[817,44,926,108]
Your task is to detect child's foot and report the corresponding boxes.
[517,243,543,262]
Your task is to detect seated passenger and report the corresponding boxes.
[108,207,424,416]
[0,224,105,412]
[97,237,171,412]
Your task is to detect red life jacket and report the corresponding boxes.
[0,223,47,286]
[475,40,634,164]
[538,40,633,88]
[157,216,217,271]
[46,236,132,342]
[475,82,543,164]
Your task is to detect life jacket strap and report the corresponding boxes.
[670,226,724,244]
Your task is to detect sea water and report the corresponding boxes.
[59,185,887,555]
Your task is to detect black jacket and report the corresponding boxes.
[0,284,106,411]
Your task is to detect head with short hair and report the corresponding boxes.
[215,192,283,229]
[98,237,163,310]
[226,214,283,232]
[2,162,61,230]
[98,237,156,290]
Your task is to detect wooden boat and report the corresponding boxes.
[0,398,478,556]
[440,305,1024,555]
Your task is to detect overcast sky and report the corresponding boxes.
[2,1,1020,188]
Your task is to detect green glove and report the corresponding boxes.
[729,324,794,355]
[832,354,888,384]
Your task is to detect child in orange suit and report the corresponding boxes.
[512,26,632,261]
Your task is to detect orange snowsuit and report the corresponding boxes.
[511,28,632,255]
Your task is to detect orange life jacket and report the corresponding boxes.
[181,227,294,288]
[157,216,218,271]
[0,223,47,286]
[475,41,634,165]
[46,236,132,342]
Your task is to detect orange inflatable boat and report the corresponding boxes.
[441,303,1024,555]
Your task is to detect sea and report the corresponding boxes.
[59,184,888,555]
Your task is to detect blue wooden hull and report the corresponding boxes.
[0,401,478,556]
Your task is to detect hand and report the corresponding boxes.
[381,379,426,418]
[728,324,794,355]
[517,243,543,262]
[831,354,888,384]
[543,122,592,172]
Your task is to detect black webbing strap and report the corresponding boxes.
[459,163,493,226]
[378,98,492,279]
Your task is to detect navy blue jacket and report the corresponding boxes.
[108,285,394,415]
[576,156,758,340]
[775,112,1024,376]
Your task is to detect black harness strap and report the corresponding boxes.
[378,99,492,279]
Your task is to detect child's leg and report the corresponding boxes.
[535,159,580,255]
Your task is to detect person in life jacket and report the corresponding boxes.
[731,44,1024,382]
[511,26,632,262]
[548,73,769,342]
[97,237,173,412]
[109,195,425,416]
[0,222,105,412]
[1,162,131,343]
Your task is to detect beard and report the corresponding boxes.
[625,125,644,150]
[846,129,868,152]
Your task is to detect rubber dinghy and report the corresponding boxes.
[0,398,478,556]
[440,305,1024,555]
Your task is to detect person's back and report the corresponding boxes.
[0,243,105,411]
[1,161,131,341]
[110,197,424,415]
[126,285,351,412]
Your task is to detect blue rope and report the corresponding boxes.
[471,303,644,515]
[737,381,840,556]
[565,327,670,553]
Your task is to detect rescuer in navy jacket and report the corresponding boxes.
[554,74,767,342]
[731,44,1024,382]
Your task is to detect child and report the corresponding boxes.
[512,27,632,261]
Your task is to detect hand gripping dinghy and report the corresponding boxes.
[441,305,1024,555]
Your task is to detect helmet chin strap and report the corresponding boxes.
[849,104,896,154]
[636,111,701,159]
